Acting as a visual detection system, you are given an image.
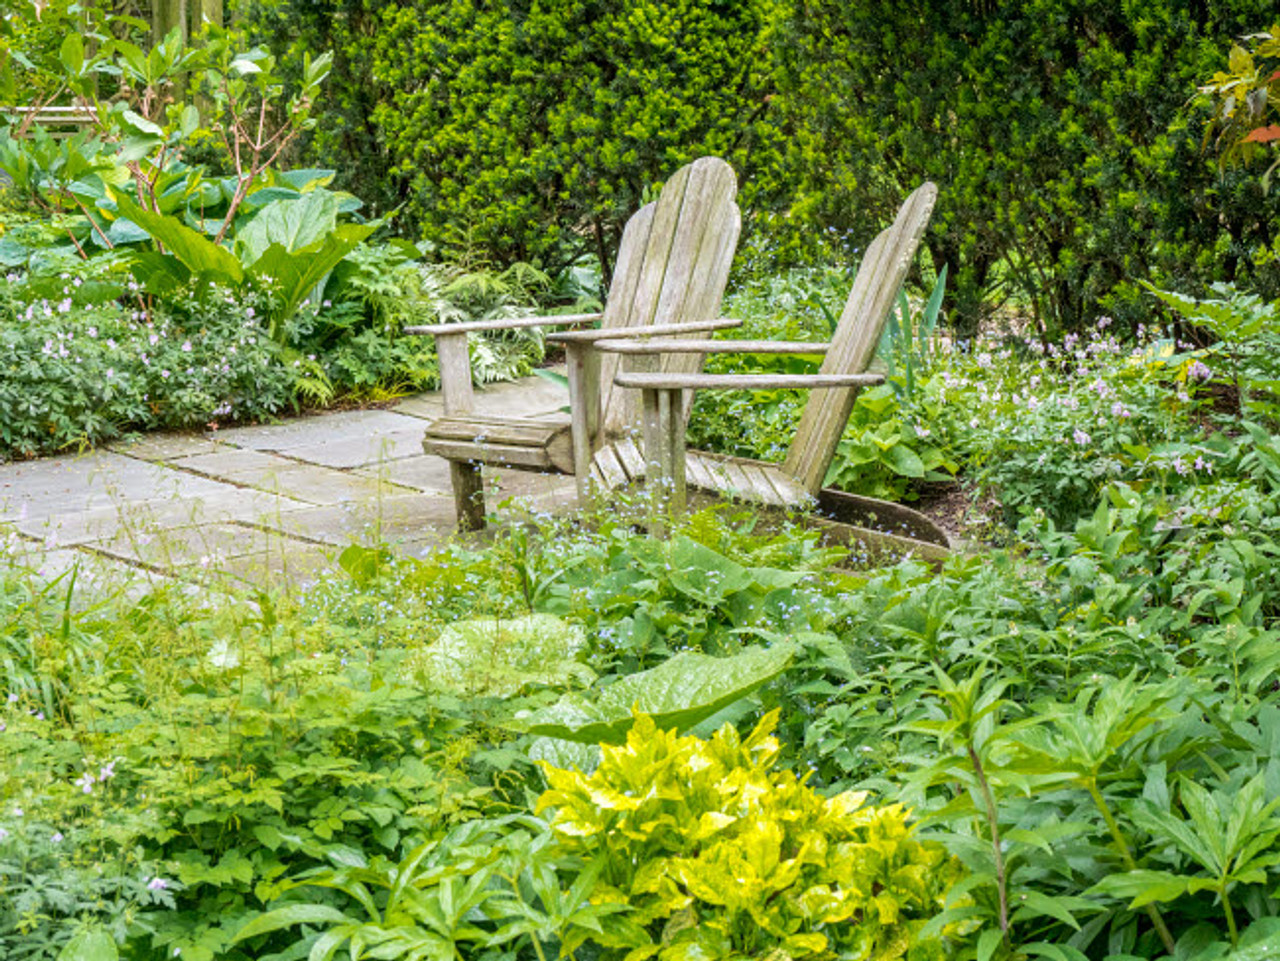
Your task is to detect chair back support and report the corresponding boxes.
[782,182,938,494]
[597,157,740,435]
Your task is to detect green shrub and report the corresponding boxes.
[0,273,293,459]
[249,0,783,282]
[771,1,1280,334]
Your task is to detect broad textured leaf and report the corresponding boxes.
[236,190,341,263]
[120,109,164,137]
[248,223,376,325]
[516,644,793,744]
[57,927,118,961]
[0,236,29,266]
[113,192,243,283]
[275,167,337,190]
[59,34,84,76]
[408,613,592,697]
[885,442,926,477]
[528,736,601,773]
[128,250,190,295]
[106,217,151,245]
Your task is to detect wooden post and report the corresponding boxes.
[193,0,223,119]
[435,333,486,532]
[152,0,189,100]
[199,0,223,31]
[566,341,601,504]
[641,387,666,536]
[665,389,687,516]
[151,0,185,39]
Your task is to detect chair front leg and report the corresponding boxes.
[641,386,687,532]
[565,340,602,504]
[435,331,485,531]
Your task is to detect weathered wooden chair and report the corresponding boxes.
[582,181,938,518]
[405,157,741,530]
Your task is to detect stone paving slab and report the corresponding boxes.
[227,463,414,506]
[247,493,460,547]
[212,409,426,453]
[471,374,570,418]
[109,433,226,462]
[390,395,444,420]
[352,454,453,493]
[0,541,172,602]
[0,450,240,522]
[13,487,314,548]
[391,367,568,421]
[169,447,296,478]
[275,428,427,470]
[0,372,583,589]
[85,522,296,571]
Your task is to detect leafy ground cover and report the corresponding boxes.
[4,7,1280,961]
[0,24,587,460]
[5,278,1280,958]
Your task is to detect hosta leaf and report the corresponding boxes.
[406,613,592,697]
[236,190,341,263]
[248,223,375,325]
[57,927,118,961]
[515,644,793,744]
[113,192,243,283]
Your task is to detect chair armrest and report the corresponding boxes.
[404,312,601,337]
[546,317,742,344]
[594,338,828,355]
[614,372,884,391]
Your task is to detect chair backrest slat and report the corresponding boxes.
[597,157,740,435]
[782,182,938,494]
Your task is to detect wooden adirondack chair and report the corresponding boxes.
[406,157,742,530]
[583,181,938,517]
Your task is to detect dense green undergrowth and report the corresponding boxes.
[6,303,1280,960]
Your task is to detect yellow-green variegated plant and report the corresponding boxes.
[537,711,968,961]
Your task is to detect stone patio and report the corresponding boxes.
[0,373,577,594]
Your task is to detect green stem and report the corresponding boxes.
[967,745,1010,947]
[1222,882,1238,948]
[1086,780,1177,955]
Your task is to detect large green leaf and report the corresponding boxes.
[235,190,341,263]
[57,927,118,961]
[249,222,376,334]
[112,192,243,284]
[406,613,594,697]
[129,250,190,295]
[514,643,794,745]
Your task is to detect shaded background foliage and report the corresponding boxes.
[227,0,1277,333]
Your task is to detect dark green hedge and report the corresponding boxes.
[367,0,782,284]
[770,0,1280,334]
[235,0,1279,333]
